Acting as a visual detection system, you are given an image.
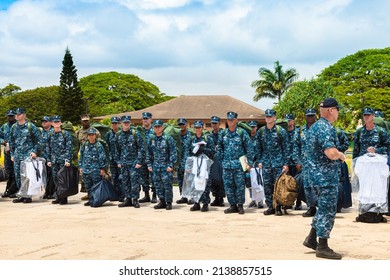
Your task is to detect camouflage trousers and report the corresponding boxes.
[139,164,155,194]
[152,168,173,203]
[51,162,64,196]
[120,165,141,199]
[13,159,23,190]
[222,168,245,205]
[83,170,102,194]
[303,167,318,207]
[262,166,283,207]
[311,185,338,239]
[199,180,211,205]
[177,166,185,194]
[109,161,121,194]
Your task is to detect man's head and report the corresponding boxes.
[153,120,164,135]
[86,127,97,142]
[110,116,121,129]
[284,113,295,130]
[319,98,341,123]
[193,120,204,136]
[51,115,62,128]
[41,116,52,130]
[142,112,153,128]
[211,116,220,131]
[120,115,131,131]
[80,114,90,129]
[264,109,276,125]
[178,118,187,131]
[226,111,238,129]
[362,107,375,124]
[248,120,258,135]
[304,108,317,125]
[6,109,16,122]
[15,107,26,122]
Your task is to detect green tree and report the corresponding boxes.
[274,79,335,126]
[3,86,60,124]
[59,47,84,124]
[0,83,21,97]
[251,61,298,102]
[318,47,390,130]
[79,72,174,116]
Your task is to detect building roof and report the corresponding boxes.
[94,95,265,121]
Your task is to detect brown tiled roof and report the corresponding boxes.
[94,95,265,121]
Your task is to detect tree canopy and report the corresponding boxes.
[79,71,173,117]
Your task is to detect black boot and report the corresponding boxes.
[302,206,317,217]
[52,198,61,204]
[139,192,151,203]
[118,198,133,207]
[316,238,342,260]
[166,202,172,210]
[263,207,275,215]
[237,204,245,215]
[190,202,201,211]
[201,204,209,212]
[176,197,188,204]
[303,227,318,250]
[151,192,157,203]
[210,197,219,206]
[59,197,68,205]
[224,204,238,214]
[154,199,166,209]
[294,199,302,210]
[132,199,140,208]
[275,205,283,216]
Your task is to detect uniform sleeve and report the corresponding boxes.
[352,130,360,159]
[337,130,349,153]
[31,124,42,155]
[168,135,178,168]
[376,129,390,155]
[255,129,263,165]
[64,131,73,163]
[146,138,153,168]
[205,136,215,158]
[292,130,302,165]
[243,131,254,166]
[280,128,289,166]
[98,142,108,169]
[136,131,145,165]
[216,131,224,161]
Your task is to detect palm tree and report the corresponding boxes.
[251,61,298,102]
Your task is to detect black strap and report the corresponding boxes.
[31,159,41,182]
[196,156,204,178]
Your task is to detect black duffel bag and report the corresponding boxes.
[56,166,79,198]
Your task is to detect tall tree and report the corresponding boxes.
[251,61,298,102]
[0,83,21,97]
[59,47,84,124]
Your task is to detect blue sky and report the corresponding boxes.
[1,0,390,110]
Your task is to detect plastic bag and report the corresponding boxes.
[18,157,47,196]
[250,167,264,203]
[89,179,120,207]
[56,165,79,198]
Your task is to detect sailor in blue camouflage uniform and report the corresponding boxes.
[40,116,55,199]
[246,120,263,209]
[217,111,253,215]
[303,98,345,260]
[9,107,42,203]
[293,108,318,217]
[79,127,107,206]
[353,107,390,159]
[284,113,302,210]
[0,109,17,198]
[46,115,73,205]
[256,109,289,216]
[335,127,351,213]
[176,118,193,205]
[138,112,157,204]
[209,116,226,207]
[115,115,145,208]
[146,120,177,210]
[188,120,215,212]
[105,116,121,199]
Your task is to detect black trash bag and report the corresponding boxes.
[89,179,120,207]
[56,166,79,199]
[340,162,352,208]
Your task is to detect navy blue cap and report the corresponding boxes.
[6,110,16,116]
[110,116,121,123]
[248,120,258,127]
[193,120,204,128]
[51,115,61,122]
[320,98,341,108]
[211,116,220,123]
[121,115,131,122]
[153,120,164,127]
[15,107,26,114]
[41,116,51,122]
[227,111,238,120]
[284,113,295,120]
[305,108,317,116]
[178,118,187,125]
[363,107,374,115]
[264,109,276,117]
[374,110,384,118]
[86,127,98,135]
[142,112,152,119]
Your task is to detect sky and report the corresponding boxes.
[1,0,390,111]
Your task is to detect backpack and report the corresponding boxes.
[162,124,182,167]
[60,121,80,161]
[273,172,298,207]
